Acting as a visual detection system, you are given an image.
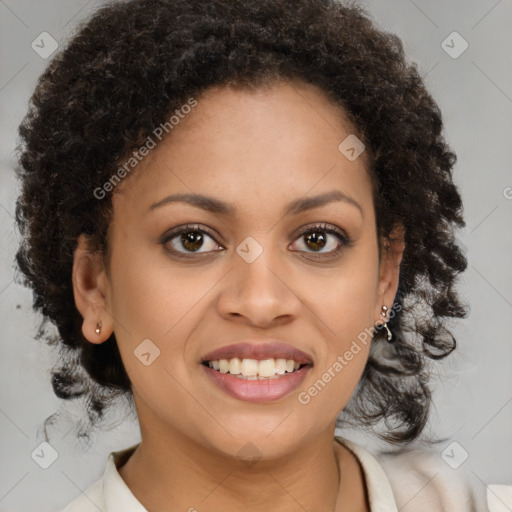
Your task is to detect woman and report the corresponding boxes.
[14,0,503,510]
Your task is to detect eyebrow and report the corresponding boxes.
[148,190,363,218]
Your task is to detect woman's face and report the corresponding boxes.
[74,80,402,459]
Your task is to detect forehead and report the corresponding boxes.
[112,80,374,220]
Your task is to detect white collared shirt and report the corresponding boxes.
[59,436,510,511]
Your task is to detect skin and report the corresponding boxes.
[72,79,404,512]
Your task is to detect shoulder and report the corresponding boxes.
[336,435,494,512]
[373,445,489,511]
[59,477,106,512]
[57,443,142,512]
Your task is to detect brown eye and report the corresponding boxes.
[303,231,328,251]
[180,231,205,252]
[162,224,223,256]
[291,223,352,257]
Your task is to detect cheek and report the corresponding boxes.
[108,238,205,341]
[106,242,228,393]
[293,251,378,414]
[294,291,372,423]
[306,251,380,341]
[106,245,205,405]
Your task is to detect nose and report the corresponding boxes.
[216,247,303,328]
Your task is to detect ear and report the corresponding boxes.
[374,223,405,323]
[72,234,113,344]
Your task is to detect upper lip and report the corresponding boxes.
[201,340,313,365]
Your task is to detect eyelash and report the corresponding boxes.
[161,222,353,260]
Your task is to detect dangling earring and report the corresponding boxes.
[95,321,102,335]
[375,305,393,342]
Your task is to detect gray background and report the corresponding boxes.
[1,1,511,510]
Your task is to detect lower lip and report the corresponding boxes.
[201,364,311,403]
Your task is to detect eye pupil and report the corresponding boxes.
[182,231,203,251]
[305,231,326,251]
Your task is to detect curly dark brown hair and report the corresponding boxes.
[14,0,468,445]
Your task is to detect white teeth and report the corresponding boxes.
[258,359,276,378]
[219,359,230,373]
[229,357,241,374]
[207,357,304,378]
[275,358,287,374]
[241,358,258,376]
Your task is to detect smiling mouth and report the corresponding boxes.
[201,358,311,380]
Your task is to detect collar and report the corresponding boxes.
[334,436,398,512]
[103,443,146,512]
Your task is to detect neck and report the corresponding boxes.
[117,427,362,512]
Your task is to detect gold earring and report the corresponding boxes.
[376,305,393,342]
[95,321,102,335]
